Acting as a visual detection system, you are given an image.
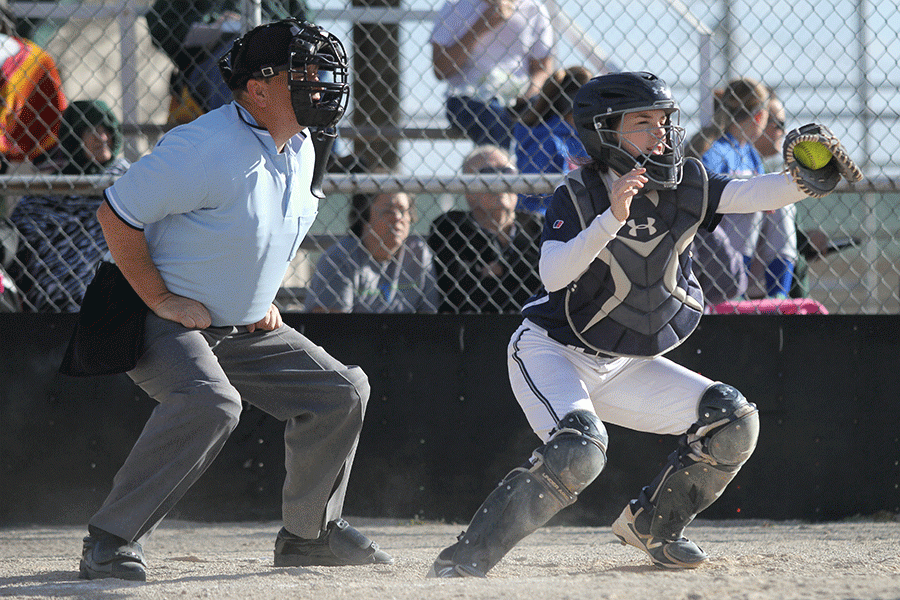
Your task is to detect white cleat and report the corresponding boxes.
[612,504,708,569]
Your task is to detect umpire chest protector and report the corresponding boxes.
[561,158,709,357]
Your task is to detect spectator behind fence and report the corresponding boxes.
[8,100,129,312]
[693,79,799,299]
[0,7,67,173]
[513,65,591,213]
[751,94,857,300]
[146,0,307,123]
[305,191,439,313]
[691,227,748,307]
[430,0,555,150]
[428,145,543,313]
[751,92,801,297]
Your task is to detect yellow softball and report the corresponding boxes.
[793,141,833,169]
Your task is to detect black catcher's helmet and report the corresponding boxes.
[573,71,685,189]
[218,19,349,129]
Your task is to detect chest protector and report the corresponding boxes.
[563,157,709,358]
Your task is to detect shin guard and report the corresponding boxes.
[640,383,759,541]
[449,410,608,576]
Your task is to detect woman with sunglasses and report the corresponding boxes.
[697,81,799,300]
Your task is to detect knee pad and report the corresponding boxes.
[540,410,609,497]
[692,383,759,467]
[449,410,607,576]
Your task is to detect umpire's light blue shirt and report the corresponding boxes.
[104,102,317,326]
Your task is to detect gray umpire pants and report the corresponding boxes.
[89,313,369,544]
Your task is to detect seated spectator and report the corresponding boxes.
[753,91,786,173]
[305,191,438,313]
[694,79,798,299]
[691,227,748,308]
[429,0,555,150]
[8,100,129,312]
[0,7,67,172]
[146,0,307,123]
[428,145,543,313]
[514,65,591,213]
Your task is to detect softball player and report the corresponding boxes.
[429,71,860,577]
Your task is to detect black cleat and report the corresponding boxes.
[78,526,147,582]
[274,519,394,567]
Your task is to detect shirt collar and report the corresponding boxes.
[233,102,307,153]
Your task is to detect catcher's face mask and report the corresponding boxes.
[596,106,686,190]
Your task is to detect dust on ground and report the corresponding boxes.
[2,518,899,600]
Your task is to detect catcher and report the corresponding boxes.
[428,71,861,577]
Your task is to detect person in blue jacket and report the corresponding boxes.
[514,65,591,213]
[698,79,798,298]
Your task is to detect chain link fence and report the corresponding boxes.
[0,0,898,314]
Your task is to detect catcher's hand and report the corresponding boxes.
[783,123,863,198]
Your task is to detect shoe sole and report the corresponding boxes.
[426,562,482,578]
[612,514,705,570]
[426,561,463,578]
[274,554,394,567]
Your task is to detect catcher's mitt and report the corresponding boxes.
[783,123,863,198]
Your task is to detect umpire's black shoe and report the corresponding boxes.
[274,519,394,567]
[78,525,147,581]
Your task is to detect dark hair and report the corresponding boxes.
[348,192,415,237]
[715,78,769,126]
[685,123,720,160]
[520,66,592,127]
[349,193,374,237]
[686,78,771,159]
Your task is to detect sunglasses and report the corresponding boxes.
[478,165,517,174]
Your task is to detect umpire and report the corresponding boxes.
[76,19,392,581]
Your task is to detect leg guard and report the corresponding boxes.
[441,410,608,577]
[639,383,759,541]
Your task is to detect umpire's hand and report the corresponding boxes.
[246,304,283,332]
[153,293,212,329]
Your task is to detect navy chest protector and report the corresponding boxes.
[562,157,709,357]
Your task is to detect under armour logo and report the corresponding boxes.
[627,217,657,237]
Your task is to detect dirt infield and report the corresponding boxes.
[1,518,899,600]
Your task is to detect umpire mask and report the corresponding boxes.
[218,19,349,129]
